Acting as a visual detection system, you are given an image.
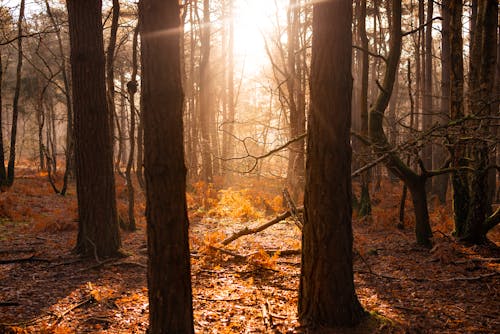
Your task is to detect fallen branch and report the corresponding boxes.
[53,297,94,325]
[0,255,50,264]
[0,248,35,254]
[439,272,498,282]
[209,245,300,260]
[221,209,302,246]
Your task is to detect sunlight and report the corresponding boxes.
[233,0,278,77]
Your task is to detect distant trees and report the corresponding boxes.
[139,0,194,332]
[67,0,121,258]
[299,0,365,328]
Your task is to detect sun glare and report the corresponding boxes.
[233,0,278,77]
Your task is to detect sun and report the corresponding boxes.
[233,0,279,77]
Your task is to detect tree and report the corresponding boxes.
[5,0,25,186]
[368,0,433,247]
[451,0,499,243]
[139,0,194,332]
[298,0,365,329]
[67,0,121,258]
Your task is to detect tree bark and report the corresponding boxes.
[139,0,194,332]
[299,0,366,329]
[67,0,121,258]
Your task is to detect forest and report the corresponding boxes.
[0,0,498,333]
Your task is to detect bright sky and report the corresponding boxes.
[233,0,282,77]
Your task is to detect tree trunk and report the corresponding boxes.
[67,0,121,258]
[369,0,433,246]
[286,0,306,200]
[357,0,371,217]
[0,49,7,185]
[422,0,433,187]
[6,0,25,187]
[433,0,451,204]
[125,23,140,232]
[199,0,213,183]
[299,1,366,329]
[45,0,73,196]
[459,0,498,243]
[106,0,120,163]
[139,0,194,332]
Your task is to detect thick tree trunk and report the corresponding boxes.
[139,0,194,332]
[299,0,366,329]
[67,0,121,258]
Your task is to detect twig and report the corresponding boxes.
[439,272,498,282]
[261,300,274,330]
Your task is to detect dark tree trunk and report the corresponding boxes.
[357,0,372,217]
[0,50,6,185]
[139,0,194,332]
[448,0,469,236]
[125,23,140,232]
[106,0,119,158]
[67,0,121,258]
[6,0,25,187]
[299,0,366,329]
[459,0,498,243]
[433,0,451,204]
[422,0,433,186]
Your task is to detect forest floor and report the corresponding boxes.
[0,169,499,333]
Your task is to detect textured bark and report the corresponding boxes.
[6,0,25,186]
[299,0,365,329]
[67,0,121,258]
[139,0,194,332]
